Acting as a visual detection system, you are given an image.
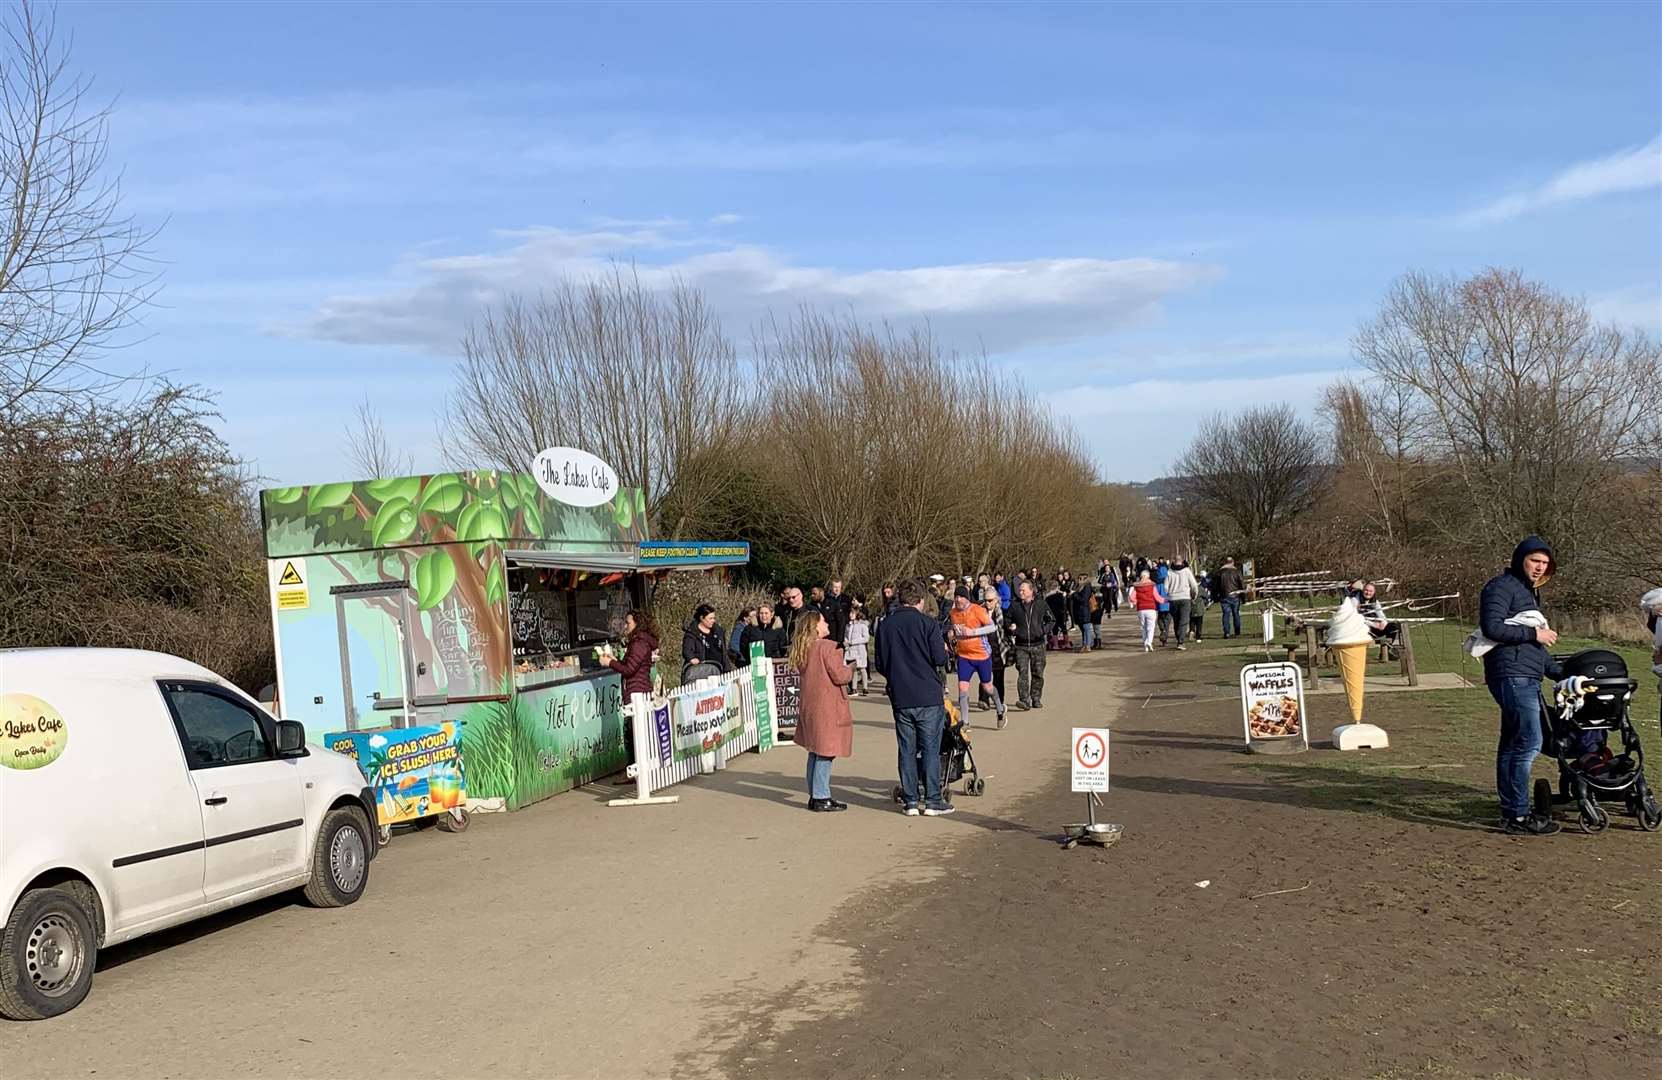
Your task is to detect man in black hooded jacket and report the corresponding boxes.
[1479,536,1563,836]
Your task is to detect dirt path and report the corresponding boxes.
[16,617,1658,1078]
[721,616,1662,1080]
[6,647,1112,1079]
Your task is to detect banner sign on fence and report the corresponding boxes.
[653,703,673,766]
[671,681,745,763]
[750,642,774,751]
[772,659,801,729]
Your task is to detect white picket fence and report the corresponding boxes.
[609,651,780,807]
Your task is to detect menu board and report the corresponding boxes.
[772,659,801,729]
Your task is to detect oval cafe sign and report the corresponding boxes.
[531,447,619,508]
[1,693,69,770]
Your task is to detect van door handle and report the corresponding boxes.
[204,796,229,806]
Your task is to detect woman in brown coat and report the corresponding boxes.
[789,610,854,812]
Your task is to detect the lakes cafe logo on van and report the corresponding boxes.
[531,447,617,508]
[0,693,69,770]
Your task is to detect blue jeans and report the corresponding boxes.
[1220,597,1242,638]
[806,752,834,800]
[1080,621,1096,649]
[894,704,946,808]
[1489,677,1544,818]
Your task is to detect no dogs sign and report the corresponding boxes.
[1071,727,1110,793]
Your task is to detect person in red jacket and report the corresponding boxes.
[605,609,659,784]
[1131,571,1166,653]
[608,609,660,701]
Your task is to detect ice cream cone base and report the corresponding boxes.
[1335,643,1368,724]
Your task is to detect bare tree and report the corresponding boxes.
[1353,269,1662,594]
[0,1,158,415]
[1173,404,1329,549]
[342,395,413,479]
[445,267,754,537]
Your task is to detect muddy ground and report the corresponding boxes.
[722,621,1662,1080]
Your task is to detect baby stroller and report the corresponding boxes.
[892,695,986,804]
[1535,649,1662,834]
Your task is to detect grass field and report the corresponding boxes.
[1160,603,1661,829]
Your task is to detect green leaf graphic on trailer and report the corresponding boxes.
[307,482,356,515]
[418,473,466,516]
[486,560,506,606]
[519,498,544,538]
[415,549,457,610]
[365,475,421,505]
[370,497,419,548]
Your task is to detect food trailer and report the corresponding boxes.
[260,460,748,814]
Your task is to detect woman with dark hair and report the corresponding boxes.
[606,609,660,783]
[607,609,660,698]
[790,610,853,811]
[681,603,730,681]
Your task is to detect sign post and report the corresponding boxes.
[1062,727,1119,851]
[1239,661,1309,754]
[749,641,775,752]
[1071,727,1110,793]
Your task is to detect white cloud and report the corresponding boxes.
[283,223,1223,355]
[1047,369,1347,479]
[1589,286,1662,333]
[1046,370,1343,420]
[1457,135,1662,226]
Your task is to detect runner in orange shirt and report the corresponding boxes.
[950,586,1006,728]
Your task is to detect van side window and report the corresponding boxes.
[160,683,273,769]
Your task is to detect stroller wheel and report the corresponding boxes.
[1578,801,1610,835]
[1639,794,1662,832]
[967,777,986,796]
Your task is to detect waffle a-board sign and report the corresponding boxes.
[1240,662,1308,752]
[1070,727,1110,793]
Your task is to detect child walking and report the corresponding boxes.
[843,605,871,696]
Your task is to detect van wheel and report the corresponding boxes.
[303,807,371,908]
[0,887,98,1020]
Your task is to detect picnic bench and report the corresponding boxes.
[1278,618,1419,690]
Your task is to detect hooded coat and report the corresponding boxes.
[1478,536,1563,683]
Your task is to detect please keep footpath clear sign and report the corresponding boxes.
[1070,727,1110,793]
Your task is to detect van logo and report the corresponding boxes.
[0,693,69,770]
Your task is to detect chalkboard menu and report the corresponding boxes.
[772,659,801,729]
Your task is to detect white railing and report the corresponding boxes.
[608,645,779,807]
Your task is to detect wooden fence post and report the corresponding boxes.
[1303,622,1321,690]
[1400,623,1420,687]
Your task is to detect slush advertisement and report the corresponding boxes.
[325,721,466,826]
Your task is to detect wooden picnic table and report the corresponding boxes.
[1281,616,1420,689]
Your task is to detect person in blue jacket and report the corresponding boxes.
[874,577,954,816]
[1480,536,1563,836]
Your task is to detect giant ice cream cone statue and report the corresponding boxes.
[1334,643,1368,723]
[1326,599,1373,726]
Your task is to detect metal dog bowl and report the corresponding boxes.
[1061,822,1123,849]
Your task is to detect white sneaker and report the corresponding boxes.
[923,804,957,817]
[901,805,921,816]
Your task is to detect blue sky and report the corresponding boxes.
[70,0,1662,483]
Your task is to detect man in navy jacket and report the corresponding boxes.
[875,577,954,816]
[1480,536,1563,836]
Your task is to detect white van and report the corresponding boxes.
[0,649,378,1020]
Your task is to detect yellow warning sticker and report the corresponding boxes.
[274,558,309,610]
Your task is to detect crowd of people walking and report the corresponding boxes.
[673,554,1260,814]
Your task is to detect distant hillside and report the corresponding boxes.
[1118,476,1181,500]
